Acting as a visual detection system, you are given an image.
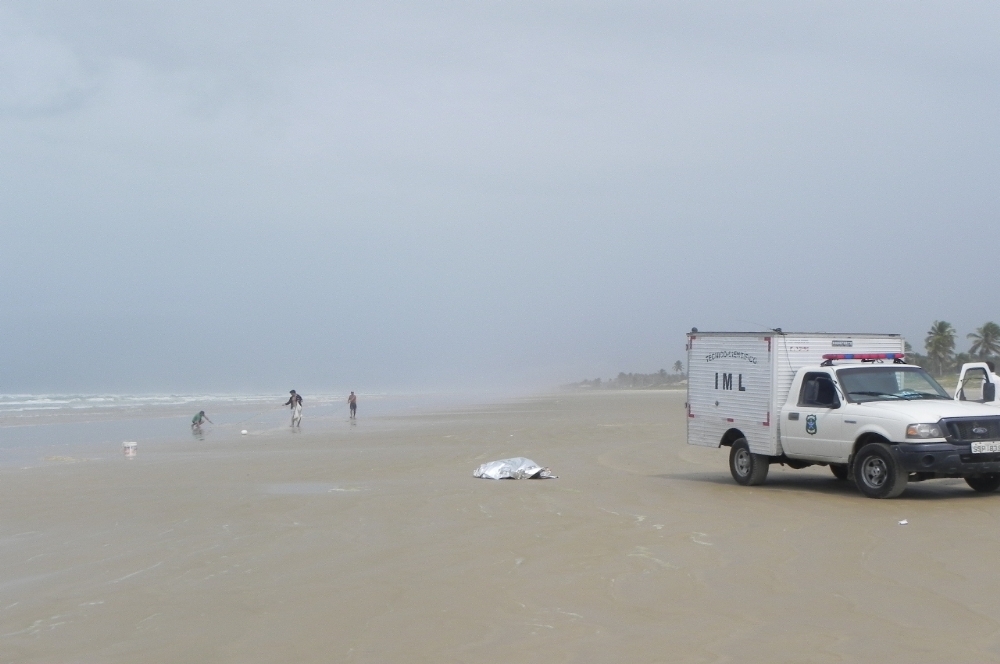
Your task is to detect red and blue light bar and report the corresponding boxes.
[821,353,904,361]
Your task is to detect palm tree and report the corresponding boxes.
[968,322,1000,359]
[925,320,956,376]
[672,360,684,374]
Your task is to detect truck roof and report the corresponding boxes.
[686,331,901,337]
[819,362,921,369]
[805,362,945,378]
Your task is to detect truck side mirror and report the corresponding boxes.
[985,382,997,402]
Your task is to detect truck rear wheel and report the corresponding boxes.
[830,464,849,481]
[965,474,1000,493]
[853,443,907,498]
[729,438,769,486]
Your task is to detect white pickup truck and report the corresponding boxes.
[687,332,1000,498]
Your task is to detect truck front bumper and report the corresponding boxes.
[892,442,1000,477]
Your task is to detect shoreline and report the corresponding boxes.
[0,391,521,468]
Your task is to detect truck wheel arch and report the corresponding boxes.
[851,432,891,464]
[720,428,746,448]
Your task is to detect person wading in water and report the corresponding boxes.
[348,392,357,419]
[285,390,303,427]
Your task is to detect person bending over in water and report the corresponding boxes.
[348,392,357,419]
[285,390,303,426]
[191,411,213,429]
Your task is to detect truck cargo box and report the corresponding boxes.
[686,332,904,455]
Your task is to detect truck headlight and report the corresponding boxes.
[906,423,943,439]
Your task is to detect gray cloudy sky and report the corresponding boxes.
[1,2,997,394]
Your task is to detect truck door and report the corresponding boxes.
[781,372,843,459]
[956,364,995,403]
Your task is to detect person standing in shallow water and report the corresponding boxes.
[348,392,357,419]
[285,390,303,427]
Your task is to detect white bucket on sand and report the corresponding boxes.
[123,441,137,458]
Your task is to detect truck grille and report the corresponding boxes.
[942,417,1000,441]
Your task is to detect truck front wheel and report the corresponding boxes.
[830,464,849,481]
[853,443,907,498]
[965,474,1000,493]
[729,439,769,486]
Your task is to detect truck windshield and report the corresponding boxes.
[835,366,951,403]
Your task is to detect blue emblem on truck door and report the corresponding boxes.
[805,414,817,435]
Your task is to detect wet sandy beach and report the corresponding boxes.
[4,390,1000,663]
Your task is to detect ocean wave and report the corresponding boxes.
[0,392,397,416]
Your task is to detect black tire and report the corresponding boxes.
[852,443,907,499]
[729,438,769,486]
[830,464,849,481]
[965,474,1000,493]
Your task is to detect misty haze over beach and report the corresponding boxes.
[5,5,1000,662]
[3,2,998,395]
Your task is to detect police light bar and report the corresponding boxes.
[820,353,906,366]
[822,353,904,360]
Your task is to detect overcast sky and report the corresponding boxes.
[1,1,997,394]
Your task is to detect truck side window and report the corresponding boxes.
[799,373,839,408]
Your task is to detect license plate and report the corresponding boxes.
[971,441,1000,454]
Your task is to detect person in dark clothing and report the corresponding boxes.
[284,390,303,426]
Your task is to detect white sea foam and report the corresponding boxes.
[0,393,369,417]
